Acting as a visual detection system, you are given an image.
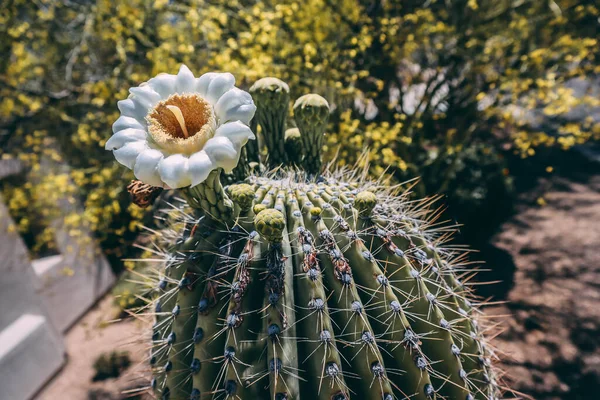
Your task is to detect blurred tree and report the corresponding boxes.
[1,0,598,264]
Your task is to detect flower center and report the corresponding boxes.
[147,94,216,155]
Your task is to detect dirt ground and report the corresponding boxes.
[36,296,150,400]
[488,175,600,399]
[37,173,600,400]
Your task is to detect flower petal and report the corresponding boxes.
[175,64,196,93]
[109,70,255,182]
[129,85,162,111]
[134,149,165,187]
[214,121,255,147]
[188,150,215,187]
[112,116,145,134]
[148,73,177,98]
[215,88,256,125]
[113,141,148,169]
[203,136,240,173]
[196,72,218,95]
[105,128,147,150]
[117,98,147,122]
[158,154,191,188]
[205,73,236,105]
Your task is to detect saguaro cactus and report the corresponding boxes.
[105,66,501,400]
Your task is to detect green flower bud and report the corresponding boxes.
[293,94,330,175]
[254,208,286,242]
[354,191,377,216]
[284,128,303,165]
[253,203,267,215]
[228,184,255,212]
[250,78,290,167]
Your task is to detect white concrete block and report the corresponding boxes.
[32,254,115,333]
[0,196,66,400]
[0,314,65,400]
[26,152,117,333]
[0,196,62,336]
[31,255,63,277]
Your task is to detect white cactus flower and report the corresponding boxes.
[105,65,256,188]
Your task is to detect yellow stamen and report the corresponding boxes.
[166,105,189,138]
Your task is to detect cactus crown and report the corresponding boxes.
[120,75,502,400]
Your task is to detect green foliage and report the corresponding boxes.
[112,262,154,311]
[1,0,598,262]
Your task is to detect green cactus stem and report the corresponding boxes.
[143,176,502,400]
[121,76,503,400]
[293,94,330,175]
[250,77,290,167]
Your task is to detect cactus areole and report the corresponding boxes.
[106,66,502,400]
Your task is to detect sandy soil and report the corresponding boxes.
[36,297,151,400]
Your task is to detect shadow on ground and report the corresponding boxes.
[480,147,600,400]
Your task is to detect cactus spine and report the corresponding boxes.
[128,77,501,400]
